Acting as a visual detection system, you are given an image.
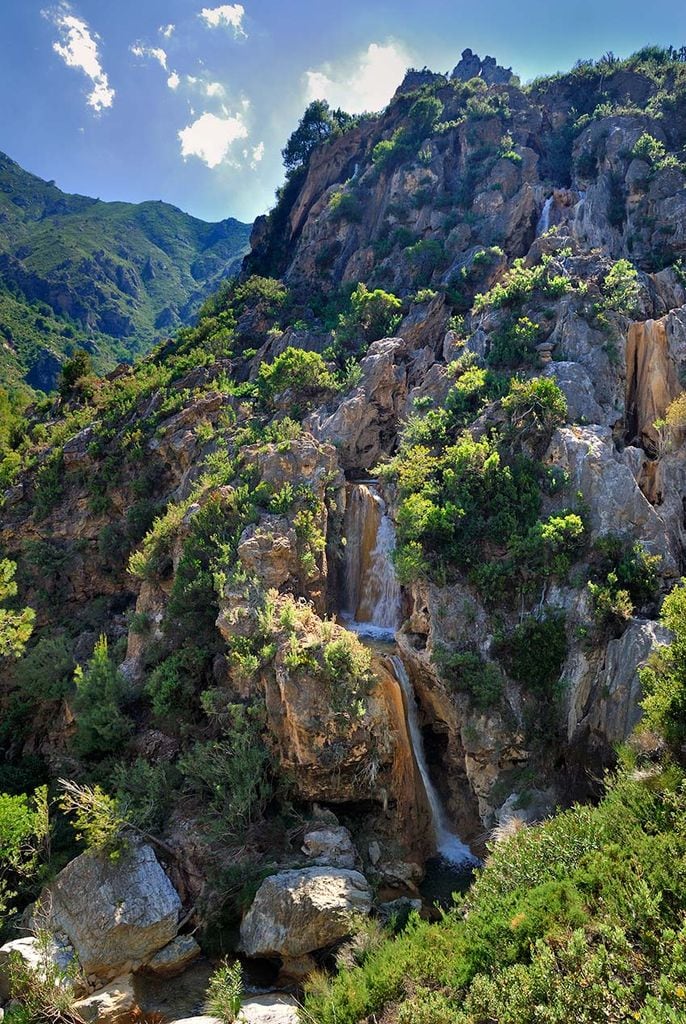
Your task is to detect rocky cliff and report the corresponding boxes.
[3,43,686,1005]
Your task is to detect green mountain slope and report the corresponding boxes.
[0,151,251,390]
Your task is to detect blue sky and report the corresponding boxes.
[0,1,684,224]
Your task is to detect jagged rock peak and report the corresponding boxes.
[451,47,514,85]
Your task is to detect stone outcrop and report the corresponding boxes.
[306,338,408,471]
[625,316,682,449]
[545,426,675,565]
[44,844,181,980]
[239,867,373,959]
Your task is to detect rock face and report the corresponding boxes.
[239,867,373,959]
[306,338,408,471]
[625,317,681,448]
[566,617,671,748]
[45,845,181,979]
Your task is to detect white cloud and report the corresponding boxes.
[44,3,114,112]
[159,23,175,38]
[130,43,168,70]
[252,141,264,163]
[167,71,181,90]
[199,4,246,37]
[304,41,411,114]
[205,81,225,97]
[178,110,249,168]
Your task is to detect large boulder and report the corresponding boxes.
[45,844,181,979]
[239,867,373,959]
[73,974,137,1024]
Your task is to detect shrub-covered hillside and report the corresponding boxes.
[2,41,686,1024]
[0,151,251,391]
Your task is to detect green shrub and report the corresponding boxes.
[72,635,131,759]
[488,316,539,367]
[258,347,338,409]
[0,787,48,920]
[180,703,272,840]
[0,559,34,659]
[336,283,402,352]
[205,959,243,1023]
[304,770,686,1024]
[14,633,74,701]
[502,376,568,435]
[631,132,681,172]
[640,579,686,752]
[601,259,641,316]
[498,612,567,694]
[329,188,363,223]
[145,646,206,718]
[433,648,503,709]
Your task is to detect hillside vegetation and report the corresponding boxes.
[2,42,686,1024]
[0,151,250,390]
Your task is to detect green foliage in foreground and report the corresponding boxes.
[304,769,686,1023]
[205,959,243,1023]
[641,579,686,753]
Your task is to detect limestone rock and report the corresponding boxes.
[545,426,674,565]
[301,826,357,869]
[543,361,605,424]
[145,935,201,978]
[239,867,373,959]
[240,994,300,1024]
[568,617,671,747]
[45,844,181,978]
[306,338,407,471]
[74,974,137,1024]
[237,517,300,590]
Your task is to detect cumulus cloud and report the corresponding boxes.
[252,140,264,163]
[159,23,175,38]
[304,41,411,113]
[43,3,114,112]
[167,71,181,90]
[199,4,246,37]
[205,81,225,97]
[130,43,168,70]
[178,110,249,168]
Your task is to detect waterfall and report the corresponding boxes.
[343,483,401,641]
[391,655,476,865]
[536,195,553,237]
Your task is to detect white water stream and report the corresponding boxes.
[536,194,554,236]
[343,481,476,865]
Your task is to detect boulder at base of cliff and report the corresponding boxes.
[73,974,137,1024]
[239,867,373,960]
[43,843,181,979]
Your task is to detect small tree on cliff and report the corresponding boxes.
[0,558,34,659]
[282,100,355,171]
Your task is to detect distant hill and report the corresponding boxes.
[0,151,251,390]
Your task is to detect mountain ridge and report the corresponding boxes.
[0,149,251,391]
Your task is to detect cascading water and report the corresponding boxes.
[391,655,476,866]
[342,480,475,865]
[536,195,554,236]
[343,482,401,641]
